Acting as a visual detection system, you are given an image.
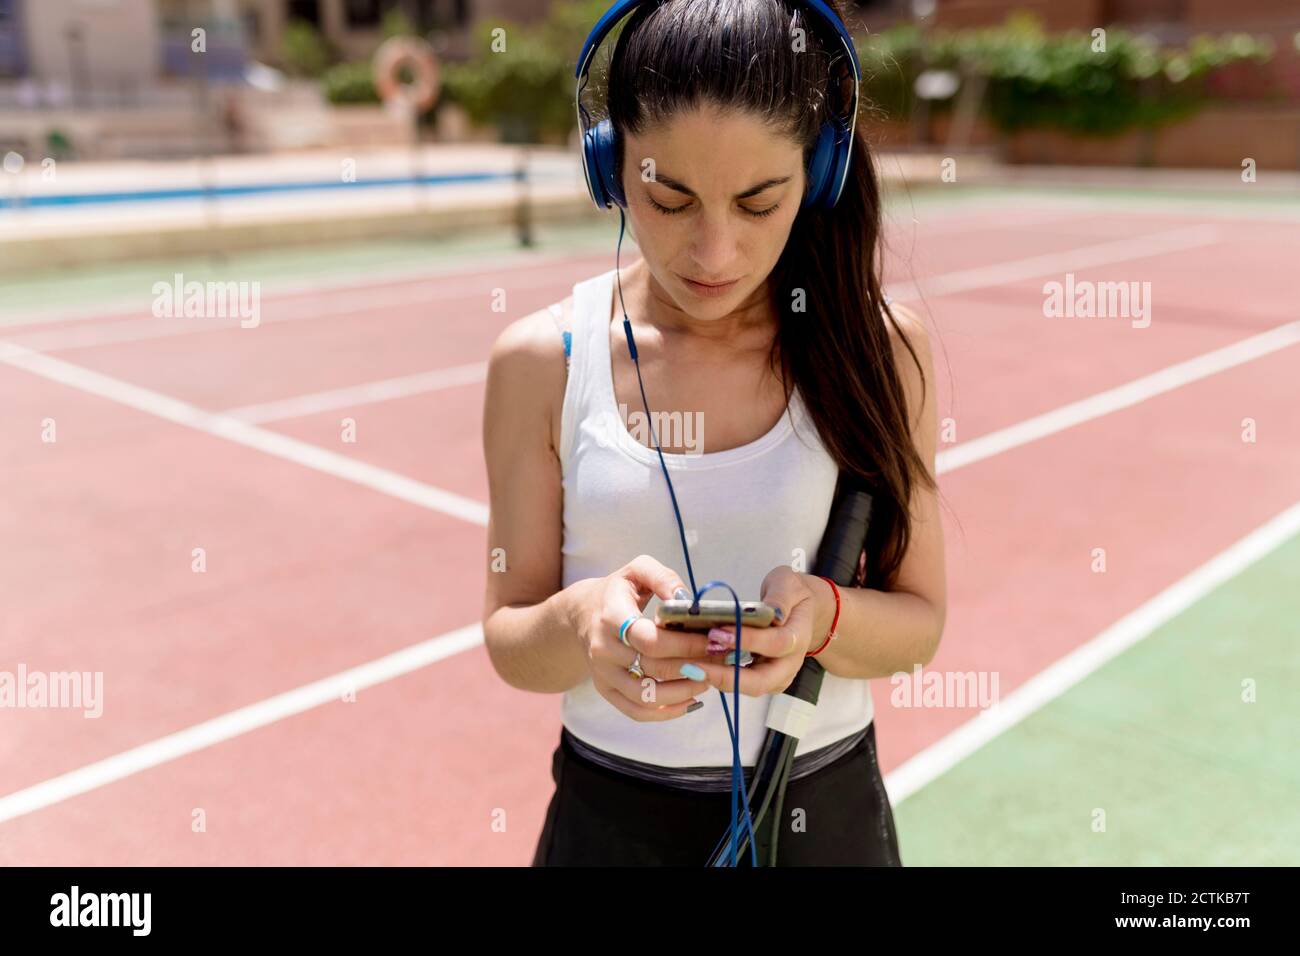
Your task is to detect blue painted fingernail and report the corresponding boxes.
[679,663,706,680]
[773,606,785,621]
[673,587,690,601]
[686,700,704,714]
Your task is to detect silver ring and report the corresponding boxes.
[627,652,644,679]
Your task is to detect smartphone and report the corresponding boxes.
[654,599,775,631]
[656,600,771,667]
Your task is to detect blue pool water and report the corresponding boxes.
[0,171,522,209]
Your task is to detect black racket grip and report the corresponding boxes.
[784,486,875,708]
[811,489,874,587]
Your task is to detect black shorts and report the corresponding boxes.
[532,722,902,866]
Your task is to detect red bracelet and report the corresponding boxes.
[808,576,840,657]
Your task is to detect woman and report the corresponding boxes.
[481,0,946,866]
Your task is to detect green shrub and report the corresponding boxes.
[858,23,926,122]
[381,8,416,39]
[437,5,1271,143]
[280,19,335,78]
[322,61,381,105]
[438,1,615,143]
[46,129,74,160]
[441,22,575,143]
[859,14,1274,137]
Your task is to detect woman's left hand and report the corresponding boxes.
[691,566,826,697]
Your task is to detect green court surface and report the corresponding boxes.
[0,218,620,320]
[894,529,1300,866]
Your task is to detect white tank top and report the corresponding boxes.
[552,268,874,768]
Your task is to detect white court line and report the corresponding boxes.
[0,244,616,331]
[936,319,1300,473]
[882,195,1097,239]
[883,498,1300,806]
[0,201,1079,332]
[8,224,1220,356]
[228,314,1300,432]
[0,222,1279,827]
[0,343,489,527]
[55,222,1222,425]
[3,266,581,354]
[5,500,1297,826]
[223,361,488,424]
[0,625,485,825]
[884,224,1218,302]
[2,322,1296,827]
[222,232,1286,438]
[0,198,1089,333]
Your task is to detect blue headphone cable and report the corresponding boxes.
[575,0,871,868]
[615,209,757,866]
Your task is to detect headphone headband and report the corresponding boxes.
[575,0,862,210]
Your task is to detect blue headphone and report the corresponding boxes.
[575,0,862,212]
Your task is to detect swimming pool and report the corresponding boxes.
[0,171,524,209]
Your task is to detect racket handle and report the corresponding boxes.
[812,487,874,587]
[789,479,875,708]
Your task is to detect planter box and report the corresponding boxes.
[1149,107,1300,170]
[1006,106,1300,170]
[329,103,414,147]
[1006,127,1149,166]
[433,102,497,144]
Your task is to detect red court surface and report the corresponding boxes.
[2,195,1297,864]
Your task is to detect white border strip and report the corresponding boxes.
[0,239,615,331]
[0,344,489,527]
[0,227,1291,830]
[884,225,1218,302]
[937,320,1300,473]
[223,361,488,424]
[5,497,1297,825]
[0,625,485,824]
[4,267,584,354]
[884,498,1300,805]
[7,225,1221,355]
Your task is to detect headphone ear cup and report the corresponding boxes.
[803,121,837,209]
[581,121,608,208]
[583,118,626,209]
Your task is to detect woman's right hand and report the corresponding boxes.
[567,555,714,722]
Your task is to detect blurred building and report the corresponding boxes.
[0,1,552,89]
[238,1,471,63]
[0,1,1296,163]
[925,0,1300,33]
[0,1,253,97]
[1,0,160,89]
[217,1,545,65]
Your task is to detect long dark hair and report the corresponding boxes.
[602,0,934,588]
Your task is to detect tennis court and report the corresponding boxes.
[1,179,1297,865]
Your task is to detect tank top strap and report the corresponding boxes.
[546,302,571,373]
[558,269,616,467]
